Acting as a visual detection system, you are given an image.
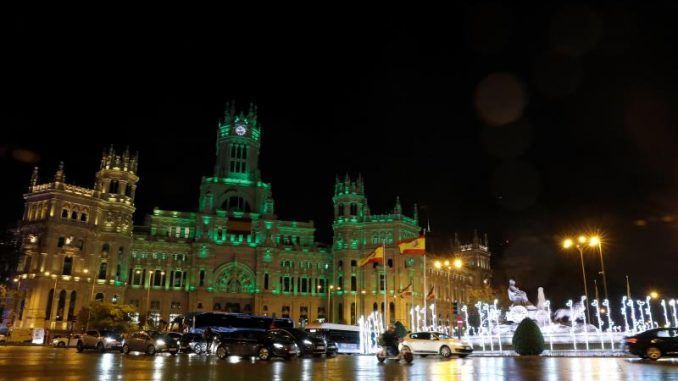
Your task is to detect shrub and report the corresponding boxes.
[511,318,545,355]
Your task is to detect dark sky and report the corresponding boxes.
[3,4,677,305]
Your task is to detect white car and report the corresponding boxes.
[52,334,81,348]
[399,332,473,358]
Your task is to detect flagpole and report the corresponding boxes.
[383,239,388,326]
[423,252,427,329]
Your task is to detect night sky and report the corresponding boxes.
[3,4,677,305]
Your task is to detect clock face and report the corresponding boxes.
[235,124,247,136]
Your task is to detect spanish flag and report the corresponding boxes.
[358,246,384,267]
[397,236,426,255]
[426,286,435,301]
[398,282,413,297]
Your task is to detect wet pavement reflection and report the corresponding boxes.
[1,346,677,380]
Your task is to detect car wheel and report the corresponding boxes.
[57,341,66,348]
[258,347,270,361]
[169,350,177,356]
[76,341,84,353]
[97,342,105,353]
[146,345,156,356]
[403,351,414,364]
[122,344,130,355]
[646,347,662,361]
[440,346,452,359]
[216,345,227,360]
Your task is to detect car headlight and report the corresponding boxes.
[105,337,115,343]
[273,343,283,349]
[303,339,313,345]
[156,339,166,346]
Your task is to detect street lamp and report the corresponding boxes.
[562,237,592,324]
[588,236,609,303]
[328,285,334,323]
[650,291,659,299]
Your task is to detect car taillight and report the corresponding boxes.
[626,338,637,344]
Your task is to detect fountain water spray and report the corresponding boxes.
[636,299,646,331]
[628,298,638,334]
[544,300,554,351]
[645,296,655,329]
[670,299,677,328]
[660,299,669,328]
[602,299,615,349]
[566,300,577,350]
[621,297,630,333]
[591,299,604,350]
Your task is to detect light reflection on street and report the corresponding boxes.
[1,347,678,380]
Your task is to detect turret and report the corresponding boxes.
[333,173,367,221]
[95,145,140,202]
[54,161,65,183]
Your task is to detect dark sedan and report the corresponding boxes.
[280,328,331,357]
[625,328,678,360]
[214,329,298,360]
[122,331,179,356]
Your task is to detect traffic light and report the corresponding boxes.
[452,301,459,315]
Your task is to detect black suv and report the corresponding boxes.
[281,328,332,357]
[625,328,678,360]
[214,329,298,360]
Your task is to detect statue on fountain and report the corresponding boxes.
[505,279,537,323]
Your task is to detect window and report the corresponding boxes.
[98,262,108,280]
[283,276,290,292]
[67,291,77,321]
[350,260,357,268]
[318,306,326,319]
[101,243,110,255]
[222,195,251,212]
[379,274,385,291]
[229,144,248,173]
[350,203,357,215]
[317,278,326,293]
[132,269,143,286]
[213,303,221,311]
[338,276,343,289]
[62,256,73,276]
[95,292,104,302]
[199,269,205,287]
[153,270,164,287]
[109,180,119,194]
[61,209,68,218]
[351,276,357,291]
[388,259,393,268]
[45,289,54,320]
[338,204,344,216]
[56,290,67,321]
[301,278,308,293]
[173,271,183,287]
[150,300,160,310]
[71,211,78,220]
[264,273,269,290]
[57,237,65,248]
[337,260,343,269]
[282,305,290,318]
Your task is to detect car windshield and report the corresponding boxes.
[269,330,294,342]
[288,329,310,339]
[437,334,452,339]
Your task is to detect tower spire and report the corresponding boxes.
[30,166,39,188]
[413,203,418,223]
[394,196,402,214]
[54,161,65,183]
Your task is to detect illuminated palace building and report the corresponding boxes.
[12,105,491,330]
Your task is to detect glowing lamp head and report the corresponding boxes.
[562,239,573,249]
[444,260,450,267]
[434,261,442,269]
[589,236,600,246]
[577,236,587,244]
[650,291,659,299]
[453,259,463,269]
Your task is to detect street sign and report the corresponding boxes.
[456,316,463,325]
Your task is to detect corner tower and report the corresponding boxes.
[213,101,262,181]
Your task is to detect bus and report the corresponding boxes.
[304,323,361,354]
[181,312,294,334]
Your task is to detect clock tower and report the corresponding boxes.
[213,101,262,181]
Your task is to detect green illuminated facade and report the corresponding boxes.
[13,103,489,330]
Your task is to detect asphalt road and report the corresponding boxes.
[0,346,677,380]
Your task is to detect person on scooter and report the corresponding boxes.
[379,325,400,358]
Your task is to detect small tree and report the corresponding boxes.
[86,302,137,332]
[512,318,545,355]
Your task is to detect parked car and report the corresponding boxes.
[214,329,298,360]
[399,332,473,358]
[178,332,206,354]
[625,328,678,360]
[0,334,6,344]
[52,334,81,348]
[77,330,123,352]
[122,331,179,356]
[280,328,331,357]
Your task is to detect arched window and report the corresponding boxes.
[45,289,54,320]
[62,256,73,276]
[373,302,378,312]
[125,184,133,197]
[101,243,110,255]
[71,211,78,220]
[350,260,357,268]
[197,303,203,309]
[95,292,104,302]
[213,303,221,311]
[221,195,251,212]
[337,260,343,269]
[337,204,344,216]
[389,302,396,323]
[350,203,357,215]
[109,180,119,194]
[264,273,269,290]
[67,291,77,321]
[98,262,108,280]
[61,209,69,218]
[56,290,67,321]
